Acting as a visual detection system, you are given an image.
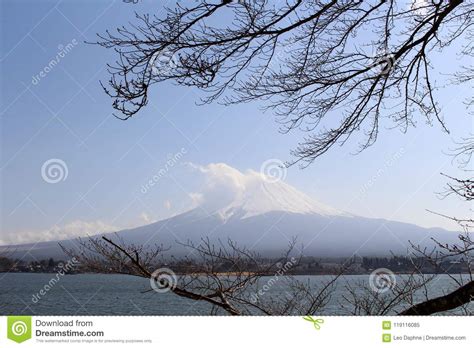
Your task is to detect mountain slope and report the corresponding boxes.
[6,209,459,259]
[2,163,461,259]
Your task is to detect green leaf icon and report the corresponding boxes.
[302,316,324,330]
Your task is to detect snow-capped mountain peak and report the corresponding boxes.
[190,163,345,221]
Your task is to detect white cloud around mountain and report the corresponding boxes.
[1,220,118,245]
[188,162,251,212]
[187,162,344,219]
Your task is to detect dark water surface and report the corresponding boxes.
[0,273,471,315]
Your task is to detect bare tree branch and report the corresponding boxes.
[98,0,472,165]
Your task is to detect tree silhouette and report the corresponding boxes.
[96,0,474,315]
[100,0,472,164]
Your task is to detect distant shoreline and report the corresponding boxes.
[2,254,470,275]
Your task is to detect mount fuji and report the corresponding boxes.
[4,163,461,259]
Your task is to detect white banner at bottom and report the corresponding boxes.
[0,316,472,347]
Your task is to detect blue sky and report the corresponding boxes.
[1,0,472,245]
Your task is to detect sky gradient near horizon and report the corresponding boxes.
[1,0,473,245]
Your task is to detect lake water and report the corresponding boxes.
[0,273,472,315]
